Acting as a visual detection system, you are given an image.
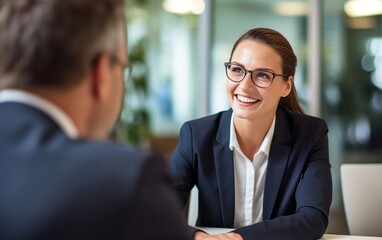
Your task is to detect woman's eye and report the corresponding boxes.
[231,66,244,74]
[256,71,272,80]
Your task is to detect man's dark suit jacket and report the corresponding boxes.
[0,102,188,240]
[169,106,332,240]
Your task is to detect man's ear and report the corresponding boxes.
[90,53,110,101]
[282,76,293,97]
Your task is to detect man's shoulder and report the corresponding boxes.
[47,140,166,196]
[66,139,161,169]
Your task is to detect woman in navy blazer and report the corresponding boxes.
[169,28,332,240]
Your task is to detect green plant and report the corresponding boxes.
[119,39,150,147]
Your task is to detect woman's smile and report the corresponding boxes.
[235,94,260,105]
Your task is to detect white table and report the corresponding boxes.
[322,235,382,240]
[198,227,382,239]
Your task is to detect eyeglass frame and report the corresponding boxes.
[110,54,132,87]
[224,62,289,88]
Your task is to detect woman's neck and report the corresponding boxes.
[233,114,274,159]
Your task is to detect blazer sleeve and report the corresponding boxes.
[168,122,201,239]
[234,119,332,240]
[126,153,189,240]
[168,122,196,206]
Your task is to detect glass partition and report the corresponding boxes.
[322,0,382,234]
[124,0,202,141]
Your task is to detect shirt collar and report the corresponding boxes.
[0,89,79,139]
[229,113,276,157]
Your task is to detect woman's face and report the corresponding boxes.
[226,40,292,122]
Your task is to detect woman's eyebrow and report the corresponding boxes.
[230,62,277,73]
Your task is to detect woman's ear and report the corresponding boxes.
[282,76,293,97]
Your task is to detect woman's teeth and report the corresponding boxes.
[237,95,258,103]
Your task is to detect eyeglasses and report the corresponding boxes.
[110,54,132,87]
[224,62,288,88]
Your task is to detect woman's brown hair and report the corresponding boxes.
[229,28,304,113]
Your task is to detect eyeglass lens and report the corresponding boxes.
[225,63,274,88]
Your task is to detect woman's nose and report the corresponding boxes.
[240,72,255,90]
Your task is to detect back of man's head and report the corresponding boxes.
[0,0,125,90]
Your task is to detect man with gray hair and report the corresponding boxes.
[0,0,188,239]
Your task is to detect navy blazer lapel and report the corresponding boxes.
[213,109,235,228]
[263,107,292,220]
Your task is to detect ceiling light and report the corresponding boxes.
[344,0,382,17]
[163,0,205,15]
[274,2,308,16]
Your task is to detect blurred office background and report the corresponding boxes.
[119,0,382,235]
